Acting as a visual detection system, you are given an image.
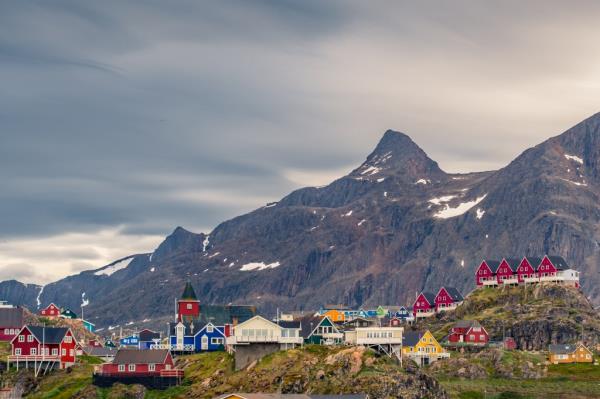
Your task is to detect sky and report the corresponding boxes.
[2,0,600,284]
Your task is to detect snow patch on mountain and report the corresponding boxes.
[81,292,89,307]
[202,235,210,252]
[433,195,487,219]
[36,285,44,308]
[240,261,281,271]
[357,219,366,226]
[94,257,134,276]
[361,165,381,176]
[564,154,584,164]
[428,195,456,205]
[560,178,588,187]
[341,210,353,217]
[476,208,486,220]
[415,179,429,185]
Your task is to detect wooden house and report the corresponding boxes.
[516,257,538,283]
[342,317,376,329]
[475,260,500,287]
[60,308,77,319]
[434,287,464,312]
[302,316,343,345]
[104,339,117,348]
[39,303,61,318]
[228,315,302,350]
[413,292,436,318]
[496,258,519,285]
[96,349,177,376]
[344,326,403,360]
[0,307,24,342]
[178,281,200,323]
[549,343,593,364]
[9,325,77,369]
[503,337,517,350]
[321,309,346,323]
[169,321,226,352]
[402,330,449,366]
[82,320,95,332]
[119,334,140,348]
[138,329,161,349]
[448,320,489,346]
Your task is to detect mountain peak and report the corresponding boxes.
[349,129,446,182]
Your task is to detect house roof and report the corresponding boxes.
[419,292,436,305]
[277,320,301,329]
[86,347,117,357]
[453,320,482,329]
[139,329,160,341]
[112,349,170,364]
[402,331,425,347]
[181,281,198,300]
[298,315,324,338]
[549,344,583,354]
[442,287,464,302]
[26,326,69,344]
[385,306,408,313]
[322,304,351,311]
[483,260,501,270]
[195,305,256,325]
[0,307,23,327]
[505,258,521,270]
[169,321,224,336]
[526,257,543,268]
[548,256,569,270]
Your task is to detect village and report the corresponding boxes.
[0,255,595,397]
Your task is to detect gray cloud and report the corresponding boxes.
[1,1,600,282]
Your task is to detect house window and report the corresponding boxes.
[128,364,136,372]
[15,348,21,356]
[480,335,485,340]
[18,335,24,342]
[52,348,58,356]
[207,325,214,333]
[64,336,71,343]
[469,335,475,341]
[211,338,223,345]
[27,335,34,342]
[149,363,156,371]
[62,348,66,356]
[70,349,74,356]
[165,364,171,370]
[30,348,37,355]
[186,304,192,310]
[118,364,125,372]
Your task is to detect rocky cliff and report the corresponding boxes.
[3,113,600,329]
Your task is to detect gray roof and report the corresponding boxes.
[484,260,501,270]
[26,326,69,344]
[548,344,579,354]
[442,287,464,302]
[0,307,23,327]
[505,258,521,270]
[86,347,117,357]
[299,316,324,338]
[526,257,543,268]
[277,320,301,329]
[402,331,425,347]
[139,329,160,341]
[113,349,170,364]
[548,256,569,270]
[453,320,482,329]
[420,292,436,305]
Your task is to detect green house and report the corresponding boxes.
[303,316,344,345]
[375,306,388,318]
[60,308,78,319]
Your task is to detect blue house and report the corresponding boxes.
[120,334,140,347]
[169,322,226,352]
[82,319,95,332]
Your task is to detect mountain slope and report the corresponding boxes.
[3,113,600,329]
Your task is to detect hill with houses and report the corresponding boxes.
[2,113,600,329]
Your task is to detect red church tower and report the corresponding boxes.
[177,281,200,322]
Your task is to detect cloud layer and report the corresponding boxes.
[2,1,600,283]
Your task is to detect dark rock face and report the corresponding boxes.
[3,113,600,329]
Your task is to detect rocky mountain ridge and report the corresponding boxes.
[2,113,600,329]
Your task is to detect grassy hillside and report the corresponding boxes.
[415,284,600,350]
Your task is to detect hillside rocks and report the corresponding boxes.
[3,113,600,329]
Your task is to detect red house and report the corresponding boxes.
[388,317,402,327]
[177,282,200,323]
[475,260,499,286]
[537,255,567,277]
[495,259,518,285]
[435,287,464,312]
[9,325,77,369]
[517,257,539,283]
[0,307,24,342]
[413,292,436,318]
[39,303,61,318]
[448,320,489,346]
[503,337,517,350]
[97,349,180,377]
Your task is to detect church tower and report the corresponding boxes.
[177,281,200,323]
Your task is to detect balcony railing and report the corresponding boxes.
[227,336,303,345]
[482,280,498,286]
[501,277,519,284]
[356,337,403,345]
[8,355,60,362]
[94,369,184,378]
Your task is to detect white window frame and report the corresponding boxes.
[30,348,37,355]
[118,364,125,372]
[206,324,214,333]
[27,335,34,342]
[15,348,21,356]
[128,364,136,372]
[148,363,156,371]
[52,348,58,356]
[18,335,24,342]
[186,303,192,310]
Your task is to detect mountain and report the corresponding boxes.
[2,113,600,329]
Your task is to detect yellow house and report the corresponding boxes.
[549,343,593,364]
[402,330,449,366]
[322,309,345,323]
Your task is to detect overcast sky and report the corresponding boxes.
[2,0,600,284]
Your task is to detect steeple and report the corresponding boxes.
[181,281,198,300]
[176,281,200,323]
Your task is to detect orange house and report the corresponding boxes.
[322,309,345,323]
[549,343,593,364]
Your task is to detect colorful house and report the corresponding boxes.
[413,292,436,318]
[516,257,538,283]
[321,309,346,323]
[496,258,519,285]
[104,339,117,348]
[0,307,24,342]
[120,334,140,347]
[139,329,161,349]
[169,322,226,352]
[9,326,77,369]
[475,260,500,286]
[303,316,343,345]
[94,349,183,386]
[82,320,95,333]
[387,306,411,319]
[503,337,517,350]
[342,317,376,329]
[402,330,449,366]
[549,343,593,364]
[39,303,61,318]
[178,281,201,323]
[344,326,403,360]
[60,308,78,319]
[448,320,489,346]
[434,287,464,312]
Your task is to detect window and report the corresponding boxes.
[128,364,136,372]
[15,348,21,356]
[480,334,485,340]
[18,335,24,342]
[186,304,192,310]
[62,348,66,356]
[469,334,475,341]
[27,335,34,342]
[207,325,213,333]
[69,349,74,356]
[211,338,224,345]
[3,329,8,335]
[52,348,58,356]
[149,363,156,371]
[64,336,72,343]
[165,364,171,370]
[118,364,125,372]
[30,348,37,355]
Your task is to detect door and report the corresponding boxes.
[201,335,208,350]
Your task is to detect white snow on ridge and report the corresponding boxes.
[560,178,588,187]
[36,285,44,308]
[81,292,89,307]
[240,261,281,271]
[564,154,584,164]
[476,208,485,220]
[433,195,487,219]
[208,252,220,258]
[341,210,353,217]
[428,195,456,205]
[150,267,156,272]
[415,179,429,185]
[361,165,381,176]
[202,235,210,252]
[377,178,385,183]
[357,219,366,226]
[94,257,134,276]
